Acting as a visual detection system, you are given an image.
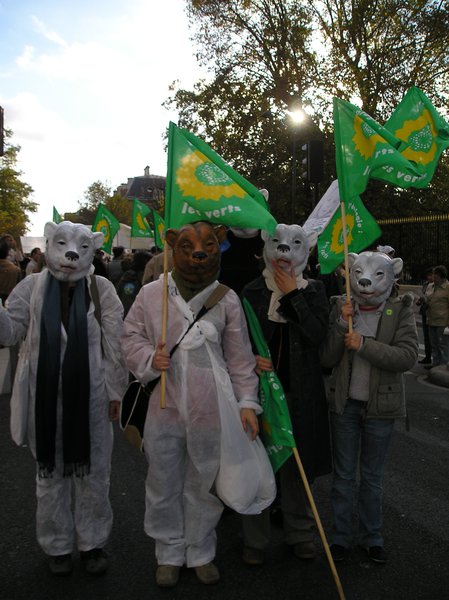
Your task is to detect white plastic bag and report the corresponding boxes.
[215,391,276,515]
[10,337,30,446]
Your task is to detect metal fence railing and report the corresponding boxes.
[377,214,449,284]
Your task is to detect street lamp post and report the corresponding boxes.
[288,108,305,223]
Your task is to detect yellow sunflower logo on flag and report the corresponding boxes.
[176,150,247,201]
[95,219,111,243]
[330,214,355,254]
[394,108,437,165]
[352,115,384,160]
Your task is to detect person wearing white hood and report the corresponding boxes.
[0,221,128,576]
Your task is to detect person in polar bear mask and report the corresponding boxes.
[320,251,418,565]
[0,221,128,576]
[240,223,332,565]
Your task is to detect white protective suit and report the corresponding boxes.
[0,270,128,556]
[121,274,261,568]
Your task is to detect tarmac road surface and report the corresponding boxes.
[1,357,449,600]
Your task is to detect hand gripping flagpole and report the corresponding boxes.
[160,240,169,409]
[292,447,346,600]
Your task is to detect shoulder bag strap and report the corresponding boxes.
[169,283,230,358]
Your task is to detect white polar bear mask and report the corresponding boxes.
[44,221,104,282]
[348,251,403,306]
[261,224,314,277]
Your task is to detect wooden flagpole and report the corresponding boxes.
[159,240,169,409]
[292,447,346,600]
[339,200,353,333]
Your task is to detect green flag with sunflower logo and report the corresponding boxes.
[151,209,165,249]
[242,298,295,473]
[165,122,276,233]
[333,97,424,202]
[384,87,449,188]
[91,204,120,254]
[317,196,381,275]
[131,198,152,238]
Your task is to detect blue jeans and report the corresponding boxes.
[331,400,394,548]
[428,325,449,366]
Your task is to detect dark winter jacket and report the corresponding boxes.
[241,275,332,480]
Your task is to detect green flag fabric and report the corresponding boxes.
[317,196,381,274]
[131,198,152,238]
[91,204,120,254]
[333,97,424,202]
[165,122,277,233]
[242,298,295,472]
[384,87,449,188]
[151,209,165,249]
[53,207,61,224]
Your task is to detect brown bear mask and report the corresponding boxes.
[165,221,227,286]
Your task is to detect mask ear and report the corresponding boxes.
[261,229,271,243]
[165,229,178,248]
[44,222,57,239]
[391,257,403,277]
[92,231,104,250]
[213,225,227,244]
[348,253,358,269]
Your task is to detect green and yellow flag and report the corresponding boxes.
[333,97,424,202]
[131,198,152,238]
[91,204,120,254]
[151,209,165,249]
[243,298,295,472]
[53,207,62,224]
[384,87,449,188]
[317,196,381,274]
[165,122,276,233]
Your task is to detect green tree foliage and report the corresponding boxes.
[0,129,36,237]
[65,180,133,225]
[166,0,449,222]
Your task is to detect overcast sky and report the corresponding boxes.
[0,0,203,235]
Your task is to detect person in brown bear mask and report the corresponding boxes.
[121,221,265,588]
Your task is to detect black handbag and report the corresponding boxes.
[119,377,159,450]
[120,284,229,451]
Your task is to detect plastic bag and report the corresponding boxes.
[215,392,276,515]
[10,337,30,446]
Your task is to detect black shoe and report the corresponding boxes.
[418,358,431,364]
[330,544,347,562]
[48,554,73,576]
[242,547,265,566]
[366,546,386,564]
[80,548,108,575]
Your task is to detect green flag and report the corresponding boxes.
[151,209,165,249]
[317,196,381,275]
[53,207,61,224]
[91,204,120,254]
[242,298,295,472]
[384,87,449,188]
[165,122,277,233]
[131,198,152,238]
[333,97,424,202]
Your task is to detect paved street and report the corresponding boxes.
[1,330,449,600]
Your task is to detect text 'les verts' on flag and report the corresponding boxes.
[317,195,381,275]
[165,122,277,234]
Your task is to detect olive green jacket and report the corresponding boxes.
[320,294,419,418]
